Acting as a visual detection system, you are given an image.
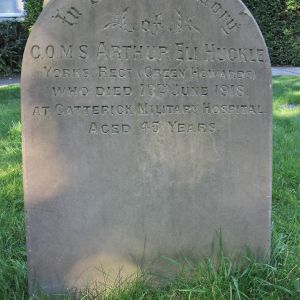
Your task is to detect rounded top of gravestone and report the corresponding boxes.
[30,0,270,61]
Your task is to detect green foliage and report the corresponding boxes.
[0,22,27,76]
[0,77,299,299]
[0,0,43,76]
[287,0,300,12]
[23,0,44,31]
[243,0,300,66]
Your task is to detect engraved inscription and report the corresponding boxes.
[43,65,256,81]
[141,14,163,35]
[103,8,201,35]
[52,0,101,27]
[29,43,267,63]
[32,103,265,118]
[30,1,268,139]
[52,86,89,97]
[31,99,266,136]
[140,83,209,97]
[197,0,241,34]
[96,86,133,96]
[103,7,165,35]
[44,67,90,78]
[215,85,244,97]
[168,121,216,133]
[173,9,200,33]
[32,106,50,116]
[103,7,135,32]
[89,123,131,135]
[53,6,82,26]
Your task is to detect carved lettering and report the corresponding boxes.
[89,123,131,135]
[140,83,208,97]
[168,121,216,133]
[215,85,245,97]
[53,6,82,26]
[98,66,133,78]
[103,7,134,32]
[173,9,201,33]
[96,86,132,96]
[31,45,40,59]
[44,67,90,78]
[197,0,241,34]
[30,42,266,64]
[205,44,266,62]
[97,42,169,61]
[32,103,265,118]
[52,86,89,97]
[141,14,163,35]
[32,106,50,116]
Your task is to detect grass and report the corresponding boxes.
[0,77,299,299]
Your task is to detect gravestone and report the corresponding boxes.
[22,0,272,294]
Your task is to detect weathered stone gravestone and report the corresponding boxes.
[22,0,272,294]
[43,0,50,8]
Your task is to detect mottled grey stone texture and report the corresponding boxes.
[22,0,272,294]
